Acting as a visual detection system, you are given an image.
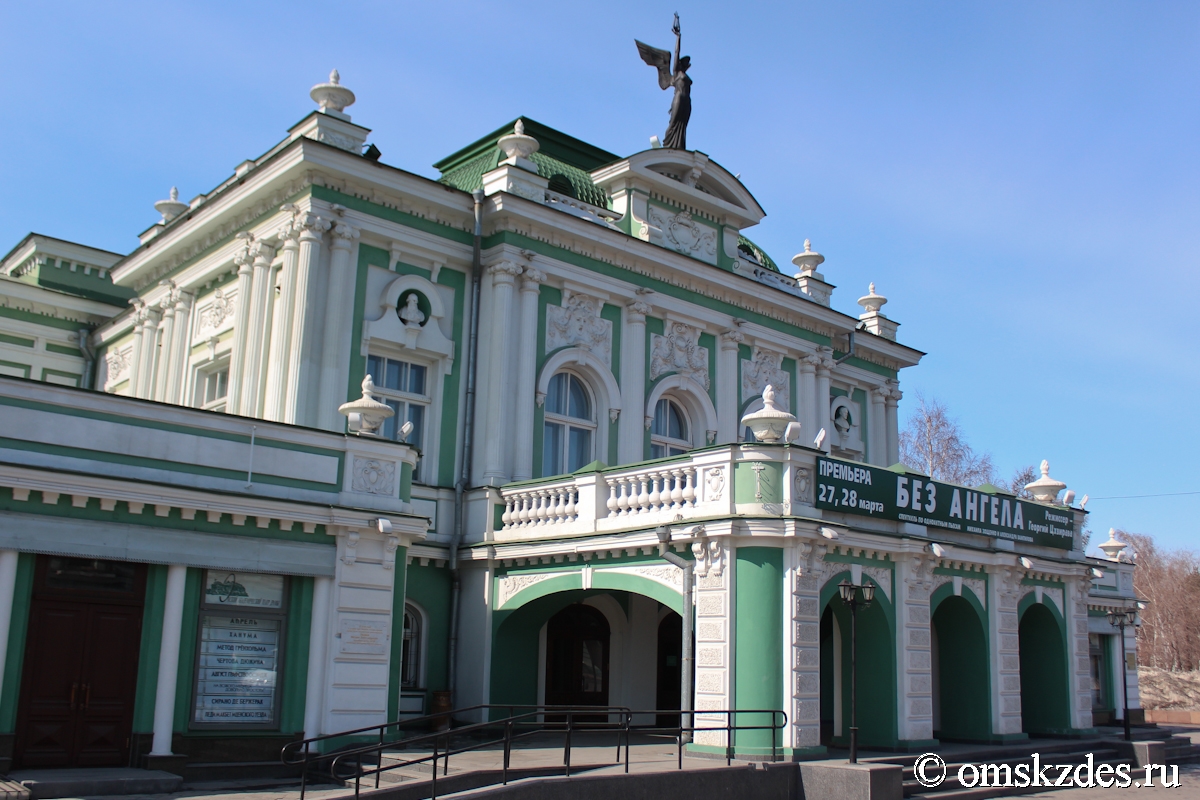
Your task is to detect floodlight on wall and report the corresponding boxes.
[1090,567,1105,579]
[928,542,946,558]
[1080,494,1089,510]
[1019,556,1033,569]
[363,143,382,162]
[819,526,839,540]
[377,518,392,534]
[1063,490,1076,506]
[814,428,827,449]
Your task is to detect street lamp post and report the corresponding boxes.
[1107,608,1138,742]
[838,579,875,764]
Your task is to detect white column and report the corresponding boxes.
[225,244,255,415]
[165,290,194,405]
[815,356,832,452]
[481,261,522,482]
[126,307,146,396]
[716,329,743,444]
[791,544,822,751]
[240,241,276,417]
[512,268,545,480]
[1068,578,1094,729]
[869,387,887,466]
[0,550,19,695]
[152,291,177,402]
[317,222,360,431]
[150,564,188,756]
[264,226,300,422]
[897,556,934,744]
[618,300,651,463]
[284,214,328,425]
[798,355,818,445]
[303,576,333,741]
[885,383,901,466]
[136,307,162,399]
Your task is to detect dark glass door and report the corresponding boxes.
[656,613,682,728]
[545,604,610,710]
[14,557,146,768]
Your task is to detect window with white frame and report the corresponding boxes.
[367,354,430,479]
[651,397,691,458]
[543,371,594,475]
[401,603,423,689]
[193,365,229,412]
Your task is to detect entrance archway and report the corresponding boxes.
[818,573,897,749]
[545,604,610,707]
[931,592,990,741]
[1018,599,1070,734]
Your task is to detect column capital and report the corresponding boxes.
[331,222,360,247]
[486,260,522,284]
[718,328,744,349]
[296,213,330,242]
[520,266,547,290]
[626,299,653,321]
[250,239,276,265]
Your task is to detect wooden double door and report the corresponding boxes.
[14,557,147,769]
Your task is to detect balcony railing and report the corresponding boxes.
[492,444,817,541]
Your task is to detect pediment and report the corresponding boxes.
[591,149,765,229]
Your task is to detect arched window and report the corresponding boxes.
[543,372,594,475]
[401,603,423,688]
[651,397,691,458]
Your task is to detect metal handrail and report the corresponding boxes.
[288,705,786,800]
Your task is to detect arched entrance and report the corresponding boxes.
[1018,599,1070,734]
[931,592,990,741]
[545,603,610,707]
[818,573,897,749]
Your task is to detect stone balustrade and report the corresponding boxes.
[492,444,820,542]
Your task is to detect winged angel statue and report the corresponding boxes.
[636,13,692,150]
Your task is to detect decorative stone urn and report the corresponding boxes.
[338,375,394,436]
[310,69,356,117]
[1098,529,1129,562]
[498,120,540,161]
[154,187,189,222]
[1024,459,1066,504]
[791,239,825,276]
[740,385,797,444]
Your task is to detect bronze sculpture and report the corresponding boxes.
[636,13,692,150]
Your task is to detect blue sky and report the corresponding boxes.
[2,2,1197,550]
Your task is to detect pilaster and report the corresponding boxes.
[126,301,146,397]
[885,382,901,466]
[285,213,329,425]
[1068,576,1096,730]
[798,355,818,446]
[136,305,162,400]
[897,555,934,745]
[481,261,522,482]
[717,329,743,444]
[165,288,194,405]
[989,566,1025,737]
[512,267,545,480]
[317,221,359,431]
[692,535,731,751]
[264,221,300,422]
[814,351,833,452]
[869,387,887,466]
[225,241,255,414]
[618,299,651,464]
[241,239,276,417]
[152,288,177,402]
[790,542,824,753]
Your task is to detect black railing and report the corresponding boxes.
[282,705,786,800]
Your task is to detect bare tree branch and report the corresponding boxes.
[898,392,996,486]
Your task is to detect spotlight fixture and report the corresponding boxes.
[1019,556,1033,569]
[363,143,382,162]
[1090,567,1105,579]
[928,542,946,558]
[819,526,839,540]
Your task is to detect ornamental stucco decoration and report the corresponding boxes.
[650,321,709,390]
[351,457,396,496]
[105,348,130,382]
[545,290,612,363]
[497,572,566,607]
[705,466,725,501]
[201,289,234,330]
[742,348,789,411]
[793,466,813,505]
[829,394,863,454]
[647,206,717,263]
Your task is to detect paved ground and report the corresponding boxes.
[38,727,1200,800]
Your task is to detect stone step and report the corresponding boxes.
[7,768,182,799]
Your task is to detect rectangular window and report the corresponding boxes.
[366,354,431,479]
[193,366,229,411]
[192,571,286,729]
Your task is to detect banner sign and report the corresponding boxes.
[815,457,1075,550]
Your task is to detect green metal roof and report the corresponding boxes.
[435,117,614,209]
[737,235,779,273]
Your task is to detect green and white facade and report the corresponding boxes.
[0,72,1139,772]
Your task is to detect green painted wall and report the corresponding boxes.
[387,547,409,721]
[280,576,314,734]
[734,547,782,752]
[734,460,783,504]
[406,564,452,698]
[0,553,35,733]
[132,565,168,732]
[1018,602,1070,734]
[931,594,990,741]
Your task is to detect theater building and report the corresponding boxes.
[0,71,1139,774]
